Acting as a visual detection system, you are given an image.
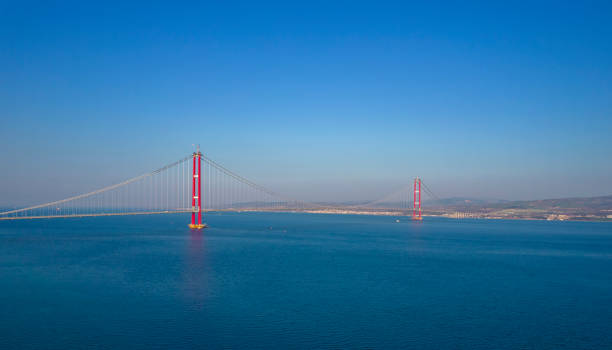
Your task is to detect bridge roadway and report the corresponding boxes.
[0,208,316,220]
[0,210,193,220]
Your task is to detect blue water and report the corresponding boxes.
[1,213,612,349]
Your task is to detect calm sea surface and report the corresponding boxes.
[1,213,612,349]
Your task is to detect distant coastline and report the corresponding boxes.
[217,207,612,222]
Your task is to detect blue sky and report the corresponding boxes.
[1,1,611,204]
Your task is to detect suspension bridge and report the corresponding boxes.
[0,149,438,227]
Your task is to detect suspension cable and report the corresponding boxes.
[0,155,192,216]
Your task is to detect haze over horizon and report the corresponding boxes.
[1,1,611,206]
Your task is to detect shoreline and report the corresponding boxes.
[212,208,612,223]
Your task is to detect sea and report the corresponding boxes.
[1,212,612,349]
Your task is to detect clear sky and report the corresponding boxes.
[1,1,611,205]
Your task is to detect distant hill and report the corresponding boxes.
[430,195,611,210]
[428,197,508,207]
[486,195,612,211]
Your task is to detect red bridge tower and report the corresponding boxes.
[413,177,422,221]
[189,149,206,229]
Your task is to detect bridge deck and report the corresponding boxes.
[0,210,192,221]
